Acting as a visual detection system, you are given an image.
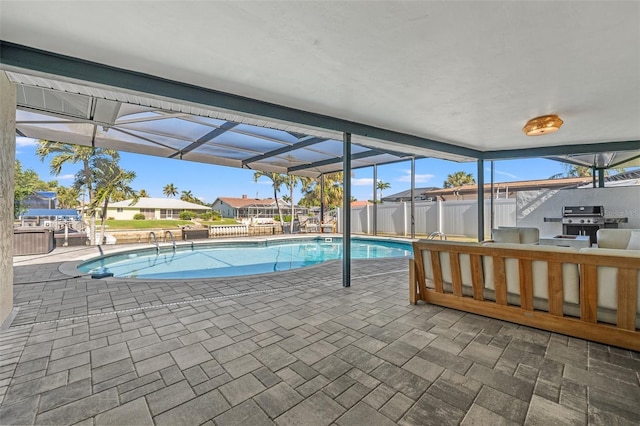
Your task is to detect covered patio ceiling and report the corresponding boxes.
[1,1,640,172]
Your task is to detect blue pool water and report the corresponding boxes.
[78,237,412,279]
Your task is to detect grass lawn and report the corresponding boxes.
[103,218,239,229]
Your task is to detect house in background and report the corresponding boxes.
[106,197,211,220]
[212,195,282,218]
[423,177,595,201]
[351,200,372,208]
[381,187,440,203]
[212,195,316,219]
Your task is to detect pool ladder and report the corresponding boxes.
[148,231,159,254]
[164,230,177,251]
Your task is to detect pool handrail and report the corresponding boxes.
[164,230,176,251]
[148,231,159,253]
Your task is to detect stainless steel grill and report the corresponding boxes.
[561,205,604,225]
[561,205,616,245]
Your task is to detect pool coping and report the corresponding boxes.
[58,234,417,282]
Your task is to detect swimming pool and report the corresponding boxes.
[77,237,413,279]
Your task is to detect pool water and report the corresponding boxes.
[78,237,413,279]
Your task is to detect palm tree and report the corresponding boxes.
[163,183,178,197]
[36,140,118,243]
[443,171,475,188]
[253,171,285,227]
[283,174,301,233]
[180,190,194,202]
[56,186,81,209]
[298,172,344,209]
[562,164,626,178]
[376,180,391,200]
[89,158,138,244]
[138,189,149,197]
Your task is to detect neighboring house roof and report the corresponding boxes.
[109,197,210,210]
[423,177,593,198]
[351,200,372,207]
[214,197,277,209]
[605,169,640,182]
[381,187,440,202]
[578,169,640,188]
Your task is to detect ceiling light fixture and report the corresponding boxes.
[523,114,563,136]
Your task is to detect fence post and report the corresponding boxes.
[403,202,408,237]
[437,199,443,234]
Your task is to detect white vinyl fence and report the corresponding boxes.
[338,199,516,239]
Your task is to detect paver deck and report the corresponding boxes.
[1,243,639,425]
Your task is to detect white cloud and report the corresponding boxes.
[351,177,374,186]
[57,174,75,181]
[395,169,435,183]
[15,137,38,154]
[16,137,37,147]
[484,167,518,180]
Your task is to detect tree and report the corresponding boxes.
[253,171,286,227]
[298,172,344,210]
[88,158,138,244]
[283,174,301,233]
[56,186,81,209]
[138,189,149,197]
[376,180,391,200]
[562,164,626,178]
[443,171,475,188]
[14,160,48,217]
[163,183,178,198]
[36,140,118,244]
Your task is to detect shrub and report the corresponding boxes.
[133,213,146,220]
[179,210,195,220]
[200,211,213,221]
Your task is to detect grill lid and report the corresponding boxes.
[562,206,604,217]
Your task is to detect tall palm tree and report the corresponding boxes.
[89,158,138,244]
[163,183,178,197]
[36,140,118,243]
[283,174,301,233]
[253,171,285,227]
[299,172,343,209]
[138,189,150,198]
[180,190,196,203]
[443,171,475,188]
[562,164,626,178]
[56,186,81,209]
[376,180,391,200]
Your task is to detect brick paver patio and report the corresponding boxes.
[1,243,639,425]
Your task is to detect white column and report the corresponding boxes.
[0,72,16,326]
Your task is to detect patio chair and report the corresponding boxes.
[298,215,320,233]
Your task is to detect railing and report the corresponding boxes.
[148,231,159,253]
[209,224,249,237]
[164,230,176,251]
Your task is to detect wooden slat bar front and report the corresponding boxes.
[410,241,640,352]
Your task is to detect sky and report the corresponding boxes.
[15,136,580,204]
